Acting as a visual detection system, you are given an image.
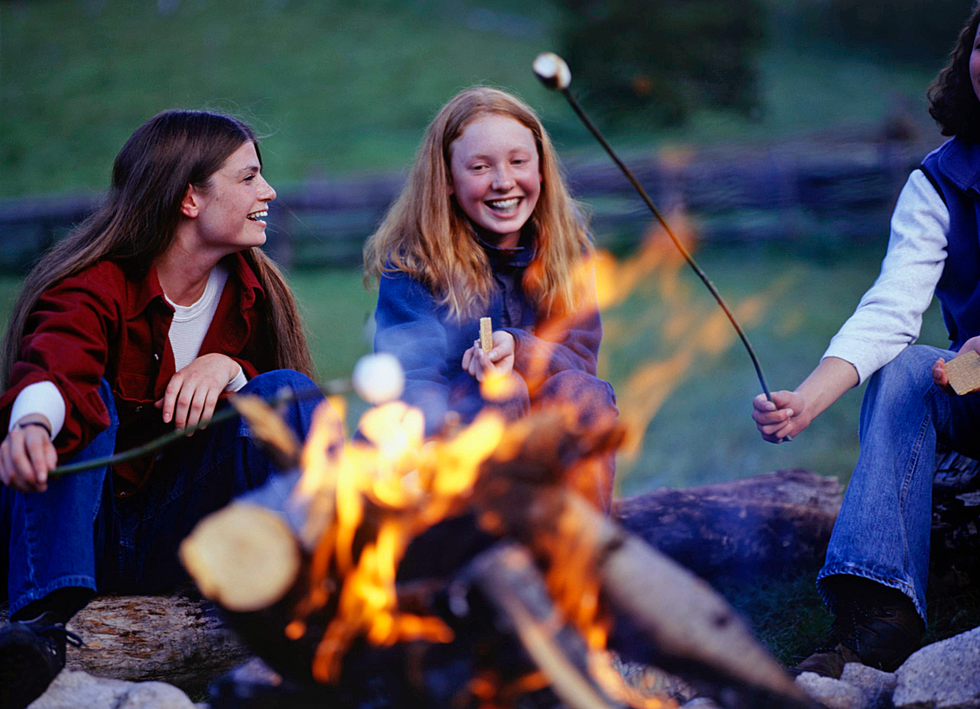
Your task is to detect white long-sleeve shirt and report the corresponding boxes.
[822,169,950,384]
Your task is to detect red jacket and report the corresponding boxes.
[0,252,274,489]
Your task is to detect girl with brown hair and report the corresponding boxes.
[751,1,980,679]
[0,110,321,709]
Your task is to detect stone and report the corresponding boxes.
[681,698,723,709]
[894,625,980,709]
[840,662,897,709]
[795,671,869,709]
[31,670,195,709]
[116,682,197,709]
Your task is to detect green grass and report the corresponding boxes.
[0,0,948,199]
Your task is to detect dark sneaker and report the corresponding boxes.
[791,637,862,678]
[792,577,924,678]
[0,612,83,709]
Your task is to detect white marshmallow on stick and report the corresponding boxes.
[352,353,405,404]
[533,52,572,90]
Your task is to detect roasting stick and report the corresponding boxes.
[531,52,776,406]
[47,379,349,478]
[480,317,493,353]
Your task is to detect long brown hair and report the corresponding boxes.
[928,1,980,141]
[363,87,592,321]
[1,110,315,388]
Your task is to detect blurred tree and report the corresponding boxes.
[558,0,767,126]
[802,0,974,63]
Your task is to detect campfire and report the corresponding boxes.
[177,363,816,709]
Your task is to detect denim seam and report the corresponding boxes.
[10,575,98,616]
[818,564,926,621]
[898,402,932,586]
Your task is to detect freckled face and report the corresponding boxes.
[193,141,276,253]
[448,114,542,249]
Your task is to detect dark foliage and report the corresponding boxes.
[802,0,975,63]
[557,0,767,127]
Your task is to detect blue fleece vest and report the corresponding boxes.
[919,137,980,350]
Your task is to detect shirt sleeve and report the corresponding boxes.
[8,381,66,437]
[373,272,452,435]
[505,266,602,383]
[225,365,248,392]
[0,268,119,455]
[822,169,949,384]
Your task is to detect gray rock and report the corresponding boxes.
[116,682,196,709]
[30,669,195,709]
[840,662,897,709]
[681,698,723,709]
[796,671,870,709]
[31,670,129,709]
[894,625,980,709]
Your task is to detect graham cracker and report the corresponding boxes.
[945,350,980,396]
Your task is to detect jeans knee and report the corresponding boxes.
[242,369,318,398]
[535,370,618,428]
[867,345,946,402]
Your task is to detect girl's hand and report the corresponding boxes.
[155,353,239,433]
[751,390,811,444]
[933,335,980,391]
[933,358,950,391]
[0,416,57,493]
[461,330,516,382]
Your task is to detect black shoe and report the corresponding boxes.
[792,577,924,678]
[0,611,83,709]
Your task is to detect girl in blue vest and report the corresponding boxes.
[751,3,980,678]
[363,87,617,510]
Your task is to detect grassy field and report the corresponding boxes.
[0,0,945,199]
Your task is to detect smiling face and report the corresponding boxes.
[448,113,542,249]
[186,140,276,255]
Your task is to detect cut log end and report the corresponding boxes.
[179,502,301,613]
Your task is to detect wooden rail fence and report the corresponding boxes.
[0,139,938,274]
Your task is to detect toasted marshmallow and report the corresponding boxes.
[533,52,571,90]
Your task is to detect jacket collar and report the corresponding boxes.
[935,136,980,194]
[125,251,264,320]
[475,228,536,269]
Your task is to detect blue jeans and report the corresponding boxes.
[1,370,322,617]
[818,345,980,622]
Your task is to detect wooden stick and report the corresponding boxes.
[468,544,622,709]
[945,350,980,395]
[480,317,493,353]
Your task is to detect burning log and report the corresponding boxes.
[180,397,825,709]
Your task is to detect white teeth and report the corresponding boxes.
[246,210,268,221]
[487,198,519,212]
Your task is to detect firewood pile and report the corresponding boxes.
[178,394,821,709]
